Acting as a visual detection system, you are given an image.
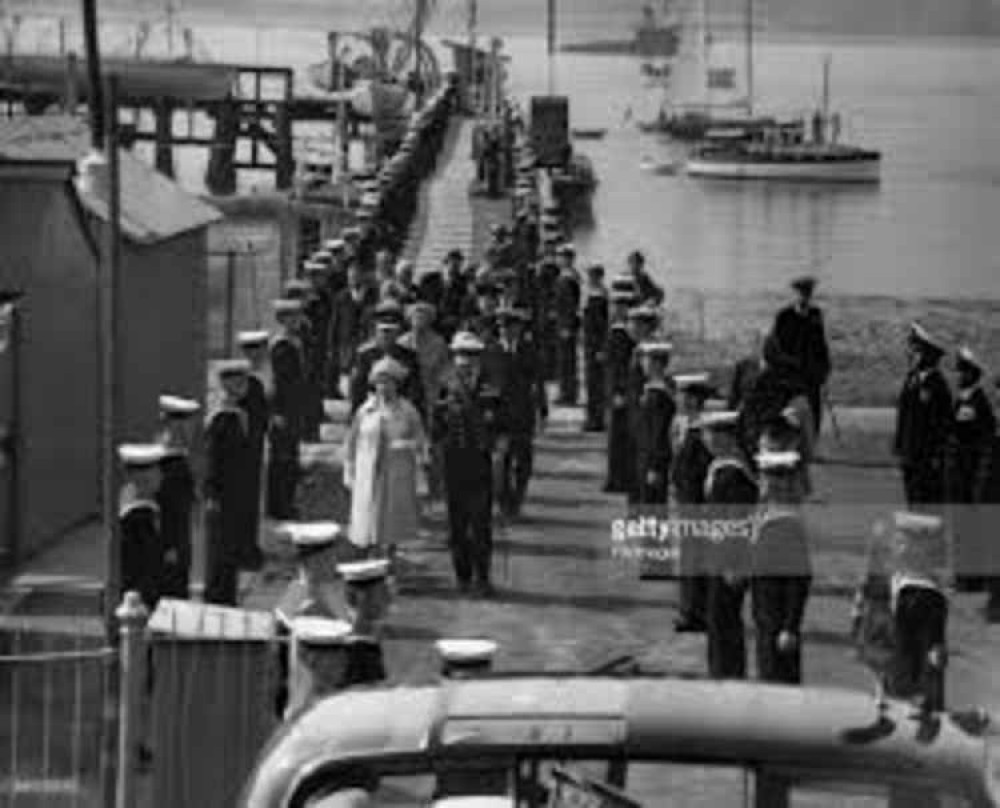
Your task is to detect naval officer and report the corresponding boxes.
[155,395,200,601]
[603,286,638,494]
[349,300,425,420]
[554,244,582,406]
[237,330,272,567]
[631,342,676,506]
[433,332,506,596]
[894,323,952,508]
[582,264,609,432]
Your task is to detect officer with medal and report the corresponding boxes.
[947,346,995,592]
[237,330,272,564]
[750,450,812,684]
[631,342,676,506]
[894,323,952,508]
[671,374,716,633]
[433,332,506,596]
[554,243,582,406]
[204,359,254,605]
[700,410,759,679]
[887,511,949,711]
[494,305,547,518]
[118,443,167,610]
[603,281,638,495]
[155,395,200,600]
[268,299,307,521]
[350,300,425,421]
[582,264,609,432]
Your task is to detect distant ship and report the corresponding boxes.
[560,1,680,58]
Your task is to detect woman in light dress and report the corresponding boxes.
[343,356,428,556]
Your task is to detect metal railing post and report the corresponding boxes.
[115,591,149,808]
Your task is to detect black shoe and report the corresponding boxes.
[674,616,706,633]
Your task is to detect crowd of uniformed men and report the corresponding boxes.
[114,93,1000,709]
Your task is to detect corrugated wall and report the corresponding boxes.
[0,178,100,559]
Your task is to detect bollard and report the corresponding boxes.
[115,590,149,808]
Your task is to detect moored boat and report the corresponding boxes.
[686,140,881,183]
[571,127,607,140]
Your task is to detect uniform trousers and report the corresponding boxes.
[891,586,947,710]
[497,432,534,515]
[267,428,301,520]
[806,385,823,438]
[584,352,606,430]
[677,529,708,626]
[901,461,945,508]
[751,576,812,684]
[707,575,748,679]
[444,451,494,586]
[203,506,238,606]
[556,331,580,404]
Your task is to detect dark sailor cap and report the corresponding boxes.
[790,275,817,293]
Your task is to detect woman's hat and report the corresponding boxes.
[369,356,407,384]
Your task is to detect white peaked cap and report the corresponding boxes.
[291,616,353,646]
[435,638,498,663]
[278,521,342,547]
[337,559,390,583]
[118,443,166,467]
[158,395,200,416]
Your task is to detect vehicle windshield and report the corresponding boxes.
[300,759,976,807]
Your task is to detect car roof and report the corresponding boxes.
[239,677,995,808]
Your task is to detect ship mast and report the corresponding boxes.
[745,0,754,116]
[546,0,556,93]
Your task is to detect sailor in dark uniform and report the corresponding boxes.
[495,306,548,517]
[701,410,759,680]
[984,380,1000,622]
[433,332,506,596]
[534,256,561,382]
[603,288,638,494]
[464,279,502,345]
[888,511,949,711]
[118,443,167,610]
[554,243,582,405]
[583,264,609,432]
[672,374,716,633]
[350,300,425,420]
[625,305,662,505]
[267,299,307,521]
[750,450,812,684]
[771,276,832,436]
[947,346,996,591]
[236,329,272,568]
[155,395,200,601]
[204,360,254,605]
[626,250,665,306]
[302,260,334,440]
[894,323,952,509]
[632,342,676,506]
[328,263,378,400]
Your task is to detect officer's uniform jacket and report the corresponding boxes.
[772,303,831,390]
[439,275,473,340]
[494,333,548,435]
[894,365,952,466]
[350,340,425,418]
[119,493,162,609]
[433,373,506,470]
[329,284,378,370]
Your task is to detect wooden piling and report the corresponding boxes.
[154,98,175,178]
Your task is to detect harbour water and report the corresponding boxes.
[17,9,1000,301]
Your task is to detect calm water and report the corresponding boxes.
[19,10,1000,300]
